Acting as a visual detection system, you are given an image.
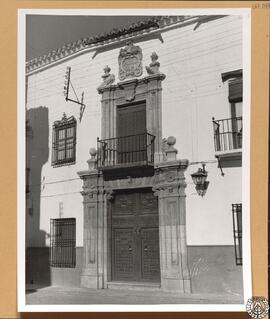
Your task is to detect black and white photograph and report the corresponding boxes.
[18,8,251,311]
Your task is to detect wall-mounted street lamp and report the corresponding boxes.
[191,163,210,197]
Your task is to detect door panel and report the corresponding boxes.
[113,228,136,281]
[118,103,146,136]
[138,191,158,214]
[117,103,147,164]
[113,192,137,215]
[111,190,160,282]
[141,227,161,281]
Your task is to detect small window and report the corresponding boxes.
[52,113,76,166]
[50,218,76,268]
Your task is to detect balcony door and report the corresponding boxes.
[229,78,242,149]
[117,102,147,164]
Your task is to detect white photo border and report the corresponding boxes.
[18,7,252,312]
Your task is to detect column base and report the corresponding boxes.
[80,274,99,288]
[80,270,105,289]
[161,278,191,293]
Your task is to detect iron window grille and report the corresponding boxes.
[26,168,30,193]
[52,114,76,167]
[232,203,242,266]
[50,218,76,268]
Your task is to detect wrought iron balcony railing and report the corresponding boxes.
[97,132,155,169]
[212,117,242,152]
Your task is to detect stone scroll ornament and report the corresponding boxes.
[118,40,143,81]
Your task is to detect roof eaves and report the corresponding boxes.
[25,15,223,75]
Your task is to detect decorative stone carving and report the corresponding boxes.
[165,171,176,183]
[146,52,161,75]
[87,147,97,170]
[119,79,138,101]
[166,136,178,161]
[104,188,115,201]
[105,175,155,191]
[118,40,143,81]
[53,113,76,127]
[161,138,168,160]
[98,65,115,90]
[161,136,178,161]
[89,147,97,159]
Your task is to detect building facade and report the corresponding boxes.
[26,15,244,298]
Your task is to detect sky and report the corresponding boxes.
[26,15,152,61]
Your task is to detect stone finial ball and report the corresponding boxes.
[167,136,176,146]
[89,147,97,157]
[104,65,111,73]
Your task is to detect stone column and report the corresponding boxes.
[77,148,108,288]
[153,137,191,293]
[145,73,166,164]
[97,66,116,140]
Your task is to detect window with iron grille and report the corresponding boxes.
[50,218,76,268]
[232,203,242,266]
[52,114,76,167]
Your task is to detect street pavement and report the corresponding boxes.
[26,285,243,305]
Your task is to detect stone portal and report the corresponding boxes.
[78,144,191,293]
[77,45,191,293]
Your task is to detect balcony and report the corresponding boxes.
[212,117,242,167]
[97,132,155,179]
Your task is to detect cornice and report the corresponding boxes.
[97,73,166,94]
[26,15,226,75]
[25,16,195,75]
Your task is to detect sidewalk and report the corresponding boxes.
[26,285,243,305]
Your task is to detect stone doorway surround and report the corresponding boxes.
[77,44,191,293]
[77,140,191,293]
[97,51,166,164]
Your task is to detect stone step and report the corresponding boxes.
[107,281,161,291]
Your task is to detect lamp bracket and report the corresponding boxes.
[215,155,225,176]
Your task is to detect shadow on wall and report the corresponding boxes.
[26,106,50,287]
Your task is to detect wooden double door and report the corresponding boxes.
[111,189,160,282]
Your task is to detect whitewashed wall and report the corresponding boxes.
[26,15,243,247]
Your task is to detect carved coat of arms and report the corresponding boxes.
[118,40,143,81]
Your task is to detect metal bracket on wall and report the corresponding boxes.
[215,155,225,176]
[63,66,86,122]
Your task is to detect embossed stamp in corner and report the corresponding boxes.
[246,297,269,318]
